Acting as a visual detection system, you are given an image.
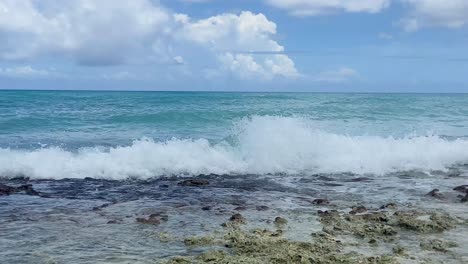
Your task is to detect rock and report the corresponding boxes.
[453,185,468,194]
[420,239,457,252]
[426,189,443,198]
[380,203,397,210]
[317,210,339,218]
[229,213,246,224]
[201,206,212,211]
[0,184,16,196]
[312,198,330,205]
[92,203,112,211]
[178,179,209,187]
[234,206,246,211]
[461,193,468,203]
[256,205,269,211]
[136,214,164,225]
[274,216,288,225]
[349,205,367,215]
[0,183,41,196]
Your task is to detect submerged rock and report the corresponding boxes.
[349,205,367,214]
[420,239,457,252]
[229,213,246,224]
[255,205,269,211]
[136,213,166,225]
[178,179,209,187]
[426,188,444,198]
[312,198,330,205]
[274,216,288,226]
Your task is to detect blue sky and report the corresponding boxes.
[0,0,467,92]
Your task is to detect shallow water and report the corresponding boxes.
[1,169,467,263]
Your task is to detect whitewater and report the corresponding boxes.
[2,116,468,179]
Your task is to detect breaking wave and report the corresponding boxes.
[1,116,468,179]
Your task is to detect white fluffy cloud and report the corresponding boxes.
[0,0,298,80]
[265,0,390,16]
[0,0,170,64]
[176,11,298,80]
[401,0,468,31]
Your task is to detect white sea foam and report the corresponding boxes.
[1,116,468,179]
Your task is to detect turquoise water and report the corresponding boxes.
[2,91,468,264]
[1,90,468,178]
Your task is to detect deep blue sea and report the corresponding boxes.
[1,90,468,179]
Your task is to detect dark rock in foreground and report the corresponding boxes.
[453,185,468,194]
[0,183,41,196]
[178,179,210,187]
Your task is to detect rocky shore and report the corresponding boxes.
[1,175,467,263]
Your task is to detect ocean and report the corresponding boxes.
[1,90,468,179]
[1,90,468,263]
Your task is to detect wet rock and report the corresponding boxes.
[274,216,288,225]
[349,205,367,215]
[0,184,16,196]
[453,185,468,194]
[312,198,330,205]
[178,179,209,187]
[136,214,163,225]
[234,206,246,211]
[0,183,41,196]
[149,212,169,222]
[420,239,457,252]
[229,213,246,224]
[392,245,406,256]
[318,210,340,218]
[461,193,468,203]
[201,206,212,211]
[184,236,215,246]
[380,203,397,210]
[256,205,269,211]
[92,203,112,211]
[426,188,444,198]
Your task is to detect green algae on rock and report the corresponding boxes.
[163,228,397,264]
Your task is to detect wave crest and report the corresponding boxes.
[1,116,468,179]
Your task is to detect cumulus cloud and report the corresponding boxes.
[400,0,468,31]
[176,11,298,80]
[0,0,298,80]
[265,0,390,16]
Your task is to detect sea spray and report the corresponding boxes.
[1,116,468,179]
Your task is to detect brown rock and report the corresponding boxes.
[229,213,246,224]
[349,205,367,214]
[274,216,288,225]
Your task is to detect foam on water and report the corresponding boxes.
[1,116,468,179]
